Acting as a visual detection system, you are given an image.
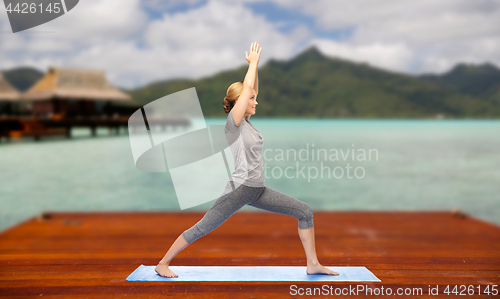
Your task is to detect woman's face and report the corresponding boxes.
[245,89,258,116]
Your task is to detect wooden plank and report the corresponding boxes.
[0,211,499,298]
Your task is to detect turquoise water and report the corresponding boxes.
[1,118,499,231]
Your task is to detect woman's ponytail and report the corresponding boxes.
[223,96,234,114]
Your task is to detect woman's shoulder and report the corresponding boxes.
[225,110,245,130]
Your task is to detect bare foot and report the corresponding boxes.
[307,263,339,275]
[155,263,178,278]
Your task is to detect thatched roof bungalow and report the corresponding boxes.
[21,67,132,118]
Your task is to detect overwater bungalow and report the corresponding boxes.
[1,66,187,141]
[20,66,132,119]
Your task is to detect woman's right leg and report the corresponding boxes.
[155,184,265,277]
[248,186,338,275]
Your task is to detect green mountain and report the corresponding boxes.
[127,46,500,118]
[419,62,500,106]
[3,46,500,118]
[2,67,44,91]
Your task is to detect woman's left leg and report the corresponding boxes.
[248,186,338,275]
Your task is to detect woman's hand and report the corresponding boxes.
[245,42,261,64]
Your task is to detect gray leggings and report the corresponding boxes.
[182,184,314,244]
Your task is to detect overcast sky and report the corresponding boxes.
[1,0,499,89]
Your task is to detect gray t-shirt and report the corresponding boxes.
[223,109,265,194]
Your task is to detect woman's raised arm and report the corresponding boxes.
[232,42,261,126]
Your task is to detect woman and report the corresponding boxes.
[155,42,338,278]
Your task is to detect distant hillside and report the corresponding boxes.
[127,46,500,118]
[419,63,500,106]
[2,67,44,91]
[3,47,500,118]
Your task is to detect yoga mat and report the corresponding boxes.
[126,265,381,282]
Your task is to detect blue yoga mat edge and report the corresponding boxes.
[126,265,382,282]
[126,264,146,282]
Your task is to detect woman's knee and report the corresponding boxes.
[304,203,314,218]
[298,203,314,229]
[182,224,205,244]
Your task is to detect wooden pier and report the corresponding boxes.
[0,116,191,141]
[1,66,195,142]
[0,211,498,298]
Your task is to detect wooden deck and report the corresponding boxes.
[0,211,498,298]
[0,115,190,141]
